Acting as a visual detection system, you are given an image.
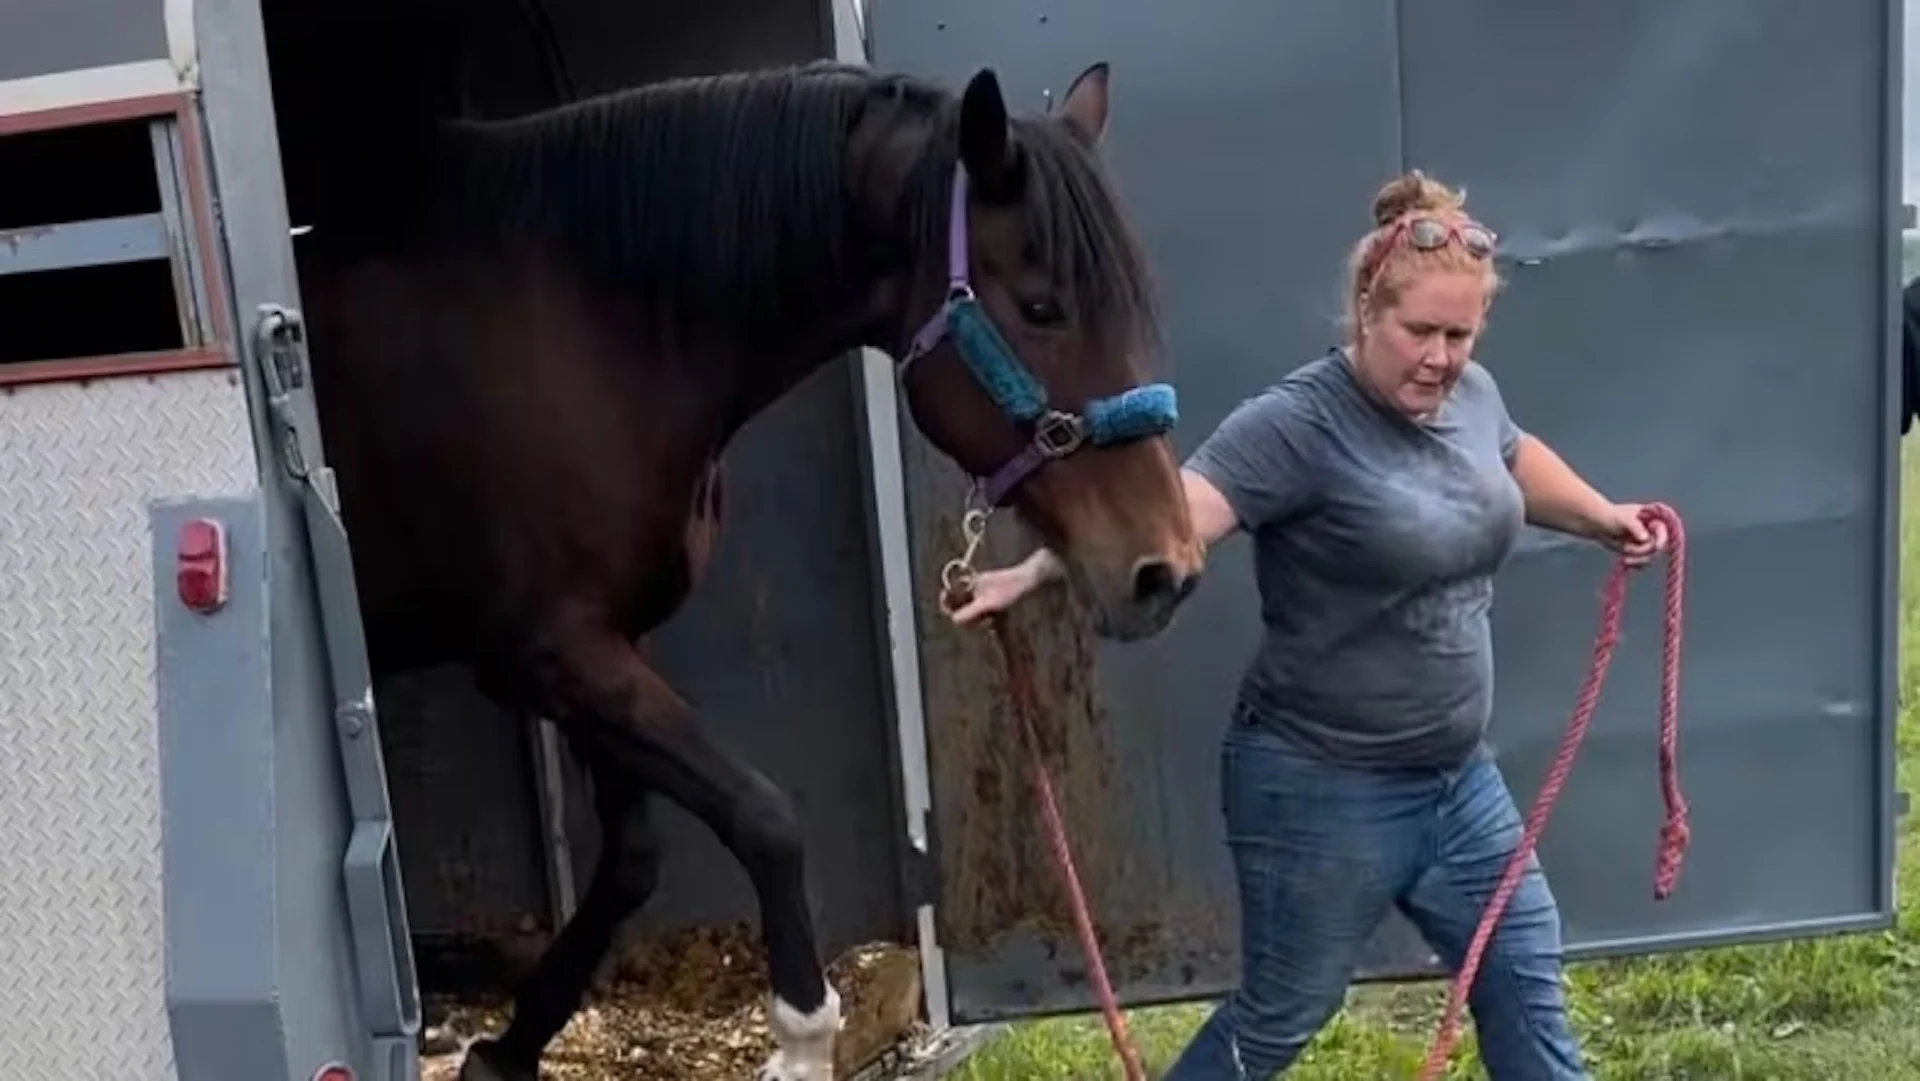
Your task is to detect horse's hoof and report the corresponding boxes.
[758,985,842,1081]
[459,1040,536,1081]
[756,1059,834,1081]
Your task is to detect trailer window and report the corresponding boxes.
[0,111,221,383]
[0,118,160,229]
[0,261,185,364]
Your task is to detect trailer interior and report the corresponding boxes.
[253,0,930,1075]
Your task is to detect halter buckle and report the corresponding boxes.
[1033,410,1087,459]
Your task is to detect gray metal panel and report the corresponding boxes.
[191,0,406,1077]
[0,0,168,81]
[151,118,219,347]
[155,494,290,1081]
[1396,0,1899,958]
[871,0,1900,1023]
[380,668,556,943]
[0,214,172,276]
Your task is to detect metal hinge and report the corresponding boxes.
[254,303,324,483]
[900,814,945,911]
[901,848,938,910]
[250,302,421,1049]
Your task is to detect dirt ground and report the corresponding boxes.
[418,925,923,1080]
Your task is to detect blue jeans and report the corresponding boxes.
[1163,710,1589,1080]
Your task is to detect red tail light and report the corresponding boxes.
[176,517,228,613]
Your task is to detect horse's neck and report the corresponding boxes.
[712,301,898,444]
[433,88,928,444]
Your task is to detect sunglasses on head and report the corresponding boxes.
[1399,215,1497,257]
[1362,214,1499,292]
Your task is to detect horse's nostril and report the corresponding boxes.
[1132,558,1179,605]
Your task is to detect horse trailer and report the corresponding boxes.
[0,0,1904,1078]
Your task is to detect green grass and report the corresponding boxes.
[951,438,1920,1080]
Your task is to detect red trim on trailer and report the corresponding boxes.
[173,99,236,345]
[0,347,231,389]
[0,92,181,137]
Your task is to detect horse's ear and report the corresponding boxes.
[959,68,1021,201]
[1058,61,1111,145]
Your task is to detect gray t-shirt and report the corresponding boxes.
[1184,349,1527,769]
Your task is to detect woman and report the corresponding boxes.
[948,170,1669,1080]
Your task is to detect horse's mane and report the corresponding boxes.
[400,61,1160,354]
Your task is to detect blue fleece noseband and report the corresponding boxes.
[902,164,1179,506]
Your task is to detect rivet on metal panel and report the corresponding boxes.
[1038,13,1049,22]
[338,702,370,739]
[176,517,229,614]
[935,20,945,30]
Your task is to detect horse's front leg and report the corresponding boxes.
[459,760,663,1081]
[525,614,843,1080]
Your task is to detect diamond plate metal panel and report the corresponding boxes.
[0,368,257,1081]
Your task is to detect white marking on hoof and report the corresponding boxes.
[756,981,843,1081]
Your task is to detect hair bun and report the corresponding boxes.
[1371,169,1467,227]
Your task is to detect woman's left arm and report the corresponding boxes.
[1510,432,1668,568]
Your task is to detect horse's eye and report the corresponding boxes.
[1017,297,1066,327]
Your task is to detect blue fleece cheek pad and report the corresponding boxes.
[945,297,1178,443]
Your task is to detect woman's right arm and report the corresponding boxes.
[945,467,1252,626]
[944,544,1066,626]
[948,384,1309,628]
[1182,466,1245,549]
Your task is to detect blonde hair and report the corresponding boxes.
[1341,169,1502,343]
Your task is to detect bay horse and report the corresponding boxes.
[292,57,1203,1080]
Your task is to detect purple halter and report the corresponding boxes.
[900,164,1180,507]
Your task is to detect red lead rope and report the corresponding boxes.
[1416,501,1690,1079]
[977,502,1688,1081]
[988,618,1150,1081]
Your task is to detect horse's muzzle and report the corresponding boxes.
[1092,556,1200,641]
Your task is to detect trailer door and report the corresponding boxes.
[0,0,419,1078]
[869,0,1903,1024]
